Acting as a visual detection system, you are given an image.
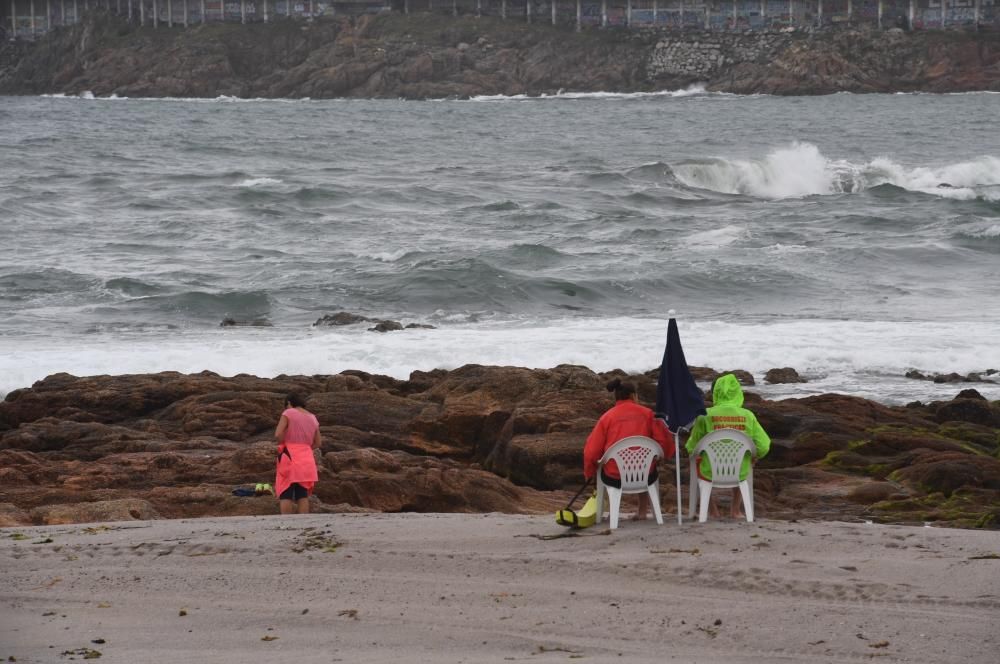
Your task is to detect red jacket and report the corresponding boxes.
[583,400,675,480]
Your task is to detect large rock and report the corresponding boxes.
[934,398,1000,428]
[314,311,371,326]
[764,367,806,384]
[890,452,1000,497]
[31,498,159,525]
[0,364,997,529]
[145,486,280,520]
[764,431,854,468]
[846,482,907,505]
[0,371,324,431]
[0,502,32,527]
[319,449,558,513]
[487,430,587,490]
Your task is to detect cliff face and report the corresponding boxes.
[0,14,659,98]
[1,13,998,98]
[653,28,1000,94]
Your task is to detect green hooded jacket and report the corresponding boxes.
[685,373,770,480]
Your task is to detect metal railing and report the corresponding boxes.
[4,0,997,40]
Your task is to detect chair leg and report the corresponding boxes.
[698,479,713,523]
[595,479,604,524]
[688,461,698,519]
[608,488,622,530]
[648,483,663,525]
[739,480,754,523]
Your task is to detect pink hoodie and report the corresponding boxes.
[275,408,319,498]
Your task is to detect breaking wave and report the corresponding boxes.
[672,142,1000,200]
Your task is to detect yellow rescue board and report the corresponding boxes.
[555,495,598,529]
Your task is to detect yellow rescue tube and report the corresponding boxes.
[555,495,597,529]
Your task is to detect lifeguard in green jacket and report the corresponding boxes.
[685,373,770,519]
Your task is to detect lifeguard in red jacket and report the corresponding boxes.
[584,378,676,521]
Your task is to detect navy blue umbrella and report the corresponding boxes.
[655,318,706,433]
[654,317,706,523]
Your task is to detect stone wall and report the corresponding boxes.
[648,30,789,78]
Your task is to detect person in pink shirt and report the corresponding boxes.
[274,393,321,515]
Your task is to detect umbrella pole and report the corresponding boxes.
[675,429,685,525]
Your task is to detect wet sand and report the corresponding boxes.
[2,513,999,663]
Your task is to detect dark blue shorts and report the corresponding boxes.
[279,483,309,501]
[600,467,659,489]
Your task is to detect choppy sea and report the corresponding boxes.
[1,89,999,404]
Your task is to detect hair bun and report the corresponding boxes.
[605,377,622,392]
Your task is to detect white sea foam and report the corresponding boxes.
[211,95,314,103]
[465,94,530,102]
[232,177,283,188]
[467,85,713,102]
[354,248,411,262]
[543,85,711,99]
[38,94,317,103]
[682,224,750,249]
[763,243,814,254]
[674,142,842,199]
[2,318,998,405]
[967,224,1000,238]
[918,91,1000,96]
[673,142,1000,200]
[862,155,1000,198]
[667,84,710,98]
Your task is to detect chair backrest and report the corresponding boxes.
[690,428,754,487]
[599,436,664,491]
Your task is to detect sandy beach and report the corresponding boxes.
[2,513,999,663]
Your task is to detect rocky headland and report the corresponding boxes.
[1,12,999,98]
[2,364,998,529]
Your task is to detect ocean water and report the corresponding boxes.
[1,90,999,405]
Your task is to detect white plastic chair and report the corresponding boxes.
[595,436,664,529]
[688,428,755,523]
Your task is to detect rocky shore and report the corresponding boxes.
[1,13,999,98]
[1,364,998,529]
